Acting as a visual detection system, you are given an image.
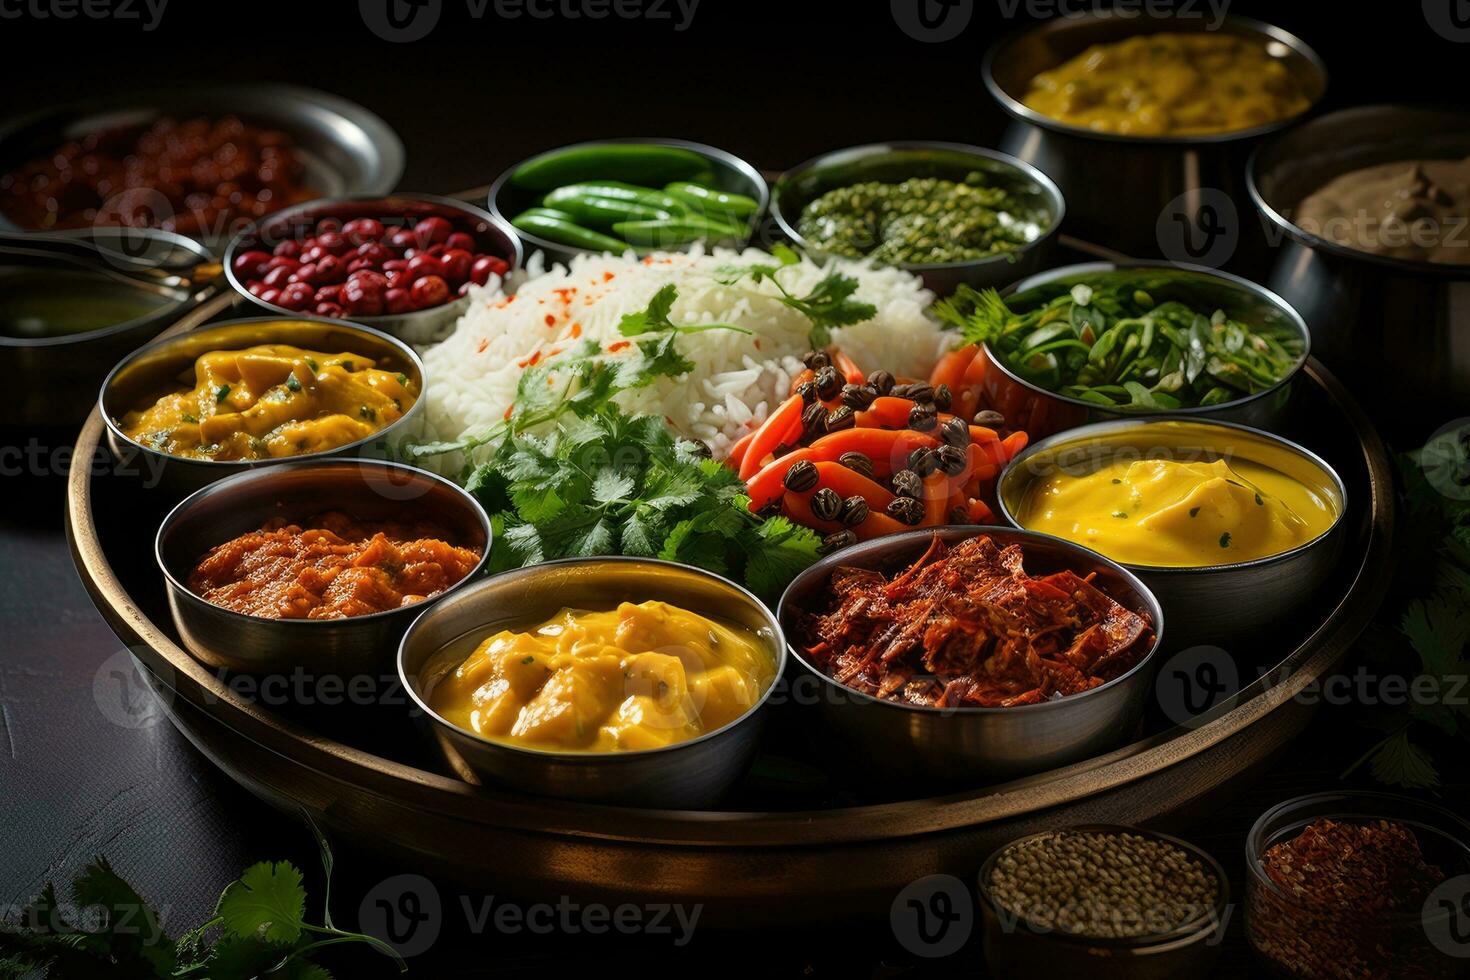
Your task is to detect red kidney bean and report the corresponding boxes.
[341,278,385,316]
[277,281,314,311]
[406,253,444,281]
[384,287,414,314]
[342,217,384,244]
[315,231,349,255]
[315,217,342,235]
[272,239,301,258]
[414,216,452,245]
[356,241,392,265]
[263,255,300,273]
[410,274,449,307]
[470,254,508,285]
[445,231,476,252]
[315,301,345,318]
[259,287,281,305]
[440,248,473,283]
[232,249,272,279]
[314,254,346,283]
[313,284,342,303]
[386,227,417,250]
[261,265,294,288]
[299,244,326,264]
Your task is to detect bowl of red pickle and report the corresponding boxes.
[224,194,521,342]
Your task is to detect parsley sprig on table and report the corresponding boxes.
[714,244,876,349]
[1344,425,1470,788]
[0,825,402,979]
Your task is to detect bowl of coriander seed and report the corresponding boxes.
[977,824,1230,980]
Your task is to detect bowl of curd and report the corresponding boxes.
[997,418,1345,650]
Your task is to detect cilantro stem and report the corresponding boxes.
[298,923,407,971]
[1339,721,1412,782]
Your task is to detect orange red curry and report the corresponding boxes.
[187,511,480,620]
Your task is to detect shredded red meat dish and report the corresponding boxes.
[798,534,1155,709]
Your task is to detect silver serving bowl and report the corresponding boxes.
[776,526,1164,783]
[224,193,522,344]
[100,316,425,497]
[0,84,404,252]
[997,418,1347,651]
[1248,105,1470,434]
[155,458,491,677]
[982,262,1310,440]
[983,13,1326,270]
[0,246,202,428]
[487,137,769,266]
[770,141,1064,295]
[399,558,785,808]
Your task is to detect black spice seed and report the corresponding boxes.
[891,469,923,499]
[825,405,857,431]
[819,529,858,554]
[838,451,874,477]
[908,404,939,431]
[810,487,842,522]
[756,500,782,519]
[841,383,878,410]
[893,381,934,403]
[866,369,895,395]
[783,459,819,492]
[802,350,830,370]
[907,447,940,476]
[802,402,828,438]
[941,416,969,449]
[887,496,925,525]
[797,381,818,404]
[814,366,841,400]
[840,495,869,526]
[938,444,967,476]
[973,409,1005,428]
[772,442,796,458]
[933,384,952,412]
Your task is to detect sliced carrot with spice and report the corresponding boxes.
[853,510,909,541]
[854,396,916,429]
[929,344,978,392]
[831,350,865,385]
[806,428,940,476]
[739,393,805,481]
[782,490,844,534]
[789,367,814,396]
[999,430,1029,461]
[726,429,758,470]
[920,472,950,526]
[745,448,817,512]
[813,461,895,511]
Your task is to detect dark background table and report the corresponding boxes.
[3,1,1468,975]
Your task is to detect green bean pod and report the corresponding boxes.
[510,144,709,190]
[540,192,672,231]
[511,212,628,252]
[545,182,687,216]
[662,182,760,218]
[612,216,746,248]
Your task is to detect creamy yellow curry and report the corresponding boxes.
[1015,456,1337,567]
[119,344,416,460]
[427,601,775,752]
[1022,33,1312,136]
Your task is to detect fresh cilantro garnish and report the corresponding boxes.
[616,283,751,338]
[715,245,876,348]
[214,384,231,404]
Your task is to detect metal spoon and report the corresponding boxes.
[0,226,222,290]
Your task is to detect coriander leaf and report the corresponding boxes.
[510,484,570,524]
[592,467,636,505]
[740,516,822,597]
[633,331,695,381]
[1367,729,1441,789]
[216,862,306,945]
[202,932,296,980]
[70,858,176,974]
[497,520,545,569]
[618,283,678,335]
[620,509,663,558]
[566,517,615,558]
[659,518,730,573]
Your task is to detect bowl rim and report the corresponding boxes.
[996,415,1349,576]
[397,555,788,761]
[1246,103,1470,280]
[981,11,1329,146]
[775,524,1165,718]
[154,457,492,628]
[769,140,1066,273]
[485,135,770,258]
[0,258,196,349]
[984,259,1312,418]
[977,822,1232,947]
[1244,790,1470,925]
[221,191,523,326]
[99,313,427,469]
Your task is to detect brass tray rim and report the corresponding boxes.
[65,291,1396,849]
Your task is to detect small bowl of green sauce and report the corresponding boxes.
[0,255,195,428]
[772,142,1065,295]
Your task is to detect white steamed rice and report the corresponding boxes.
[419,246,952,468]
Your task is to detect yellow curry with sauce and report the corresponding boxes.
[119,344,416,460]
[427,601,775,753]
[1015,456,1337,567]
[1022,33,1312,136]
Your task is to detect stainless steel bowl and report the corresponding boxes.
[487,137,769,266]
[100,316,425,497]
[982,261,1310,440]
[983,13,1327,270]
[156,458,491,677]
[0,251,200,428]
[398,558,785,808]
[997,418,1347,651]
[776,526,1164,783]
[0,84,404,252]
[770,141,1064,296]
[224,193,522,344]
[1248,105,1470,435]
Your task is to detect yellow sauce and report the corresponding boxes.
[119,345,415,460]
[1015,456,1336,567]
[1022,34,1312,136]
[427,601,775,752]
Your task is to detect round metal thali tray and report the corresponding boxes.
[67,275,1394,928]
